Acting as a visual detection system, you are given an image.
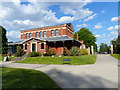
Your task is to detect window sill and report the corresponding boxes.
[40,49,44,50]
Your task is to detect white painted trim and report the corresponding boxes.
[31,42,37,52]
[40,42,46,50]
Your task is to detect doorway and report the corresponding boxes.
[32,44,36,52]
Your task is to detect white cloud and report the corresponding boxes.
[57,16,73,23]
[76,24,88,27]
[111,16,120,21]
[107,25,120,30]
[94,23,102,29]
[95,35,101,37]
[1,1,94,29]
[110,31,118,36]
[0,1,95,41]
[84,13,97,22]
[6,31,20,42]
[101,10,105,13]
[95,34,106,38]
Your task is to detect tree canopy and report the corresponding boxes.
[99,43,109,53]
[111,36,120,54]
[74,28,96,48]
[0,26,8,54]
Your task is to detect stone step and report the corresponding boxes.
[11,54,28,61]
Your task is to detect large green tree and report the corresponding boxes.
[111,36,120,54]
[0,26,8,54]
[74,28,96,48]
[99,43,109,53]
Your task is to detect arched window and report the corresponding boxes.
[36,32,38,38]
[40,31,42,38]
[56,29,58,36]
[44,31,46,37]
[30,33,32,38]
[41,43,44,49]
[26,33,28,39]
[51,30,54,37]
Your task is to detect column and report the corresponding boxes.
[111,45,113,54]
[91,46,94,54]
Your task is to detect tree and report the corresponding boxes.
[111,36,120,54]
[0,26,8,54]
[74,28,96,48]
[15,46,25,57]
[99,43,109,53]
[94,43,98,52]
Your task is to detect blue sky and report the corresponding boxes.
[0,1,119,47]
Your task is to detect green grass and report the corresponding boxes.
[2,67,60,88]
[0,56,4,61]
[111,54,120,60]
[15,55,97,65]
[0,56,15,61]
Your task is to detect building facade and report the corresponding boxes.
[8,23,82,54]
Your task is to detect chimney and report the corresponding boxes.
[80,40,84,44]
[76,33,78,40]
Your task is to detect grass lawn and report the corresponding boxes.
[0,56,4,61]
[0,56,15,61]
[2,67,60,88]
[15,55,97,65]
[111,54,120,60]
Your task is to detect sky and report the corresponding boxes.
[0,0,119,47]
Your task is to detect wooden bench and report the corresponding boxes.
[63,59,70,64]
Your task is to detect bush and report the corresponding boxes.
[69,46,80,56]
[28,51,42,57]
[63,47,69,56]
[43,53,51,56]
[79,49,88,56]
[44,48,56,56]
[7,52,13,56]
[49,48,56,55]
[15,46,25,57]
[1,54,7,57]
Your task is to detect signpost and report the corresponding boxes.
[3,56,9,62]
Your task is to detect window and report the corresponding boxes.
[51,30,54,37]
[26,33,28,39]
[25,44,27,50]
[30,33,32,38]
[44,31,46,37]
[56,29,58,36]
[40,31,42,38]
[36,32,38,38]
[41,43,44,49]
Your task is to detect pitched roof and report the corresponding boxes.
[8,36,80,45]
[41,36,73,41]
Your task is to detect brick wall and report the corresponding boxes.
[20,23,74,40]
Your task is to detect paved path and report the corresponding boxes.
[1,54,118,88]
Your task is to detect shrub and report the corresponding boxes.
[7,52,12,56]
[1,54,7,57]
[43,48,56,56]
[69,46,80,56]
[15,46,25,57]
[28,51,42,57]
[43,53,51,56]
[63,47,69,56]
[79,49,88,56]
[49,48,56,55]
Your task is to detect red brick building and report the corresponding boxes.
[8,23,81,54]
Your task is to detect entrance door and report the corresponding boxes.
[32,44,36,52]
